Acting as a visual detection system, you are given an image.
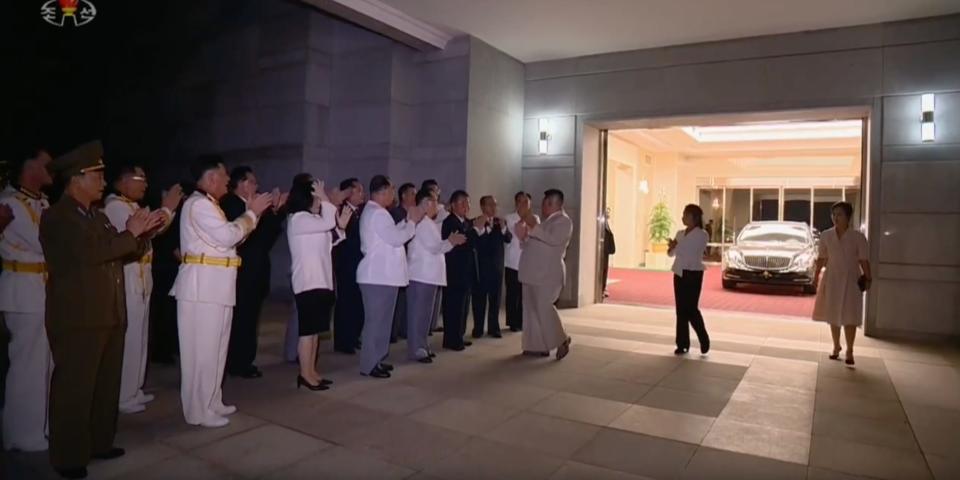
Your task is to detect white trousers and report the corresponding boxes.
[2,312,51,451]
[521,283,567,353]
[177,301,232,425]
[119,292,150,408]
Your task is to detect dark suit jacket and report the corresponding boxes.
[474,219,511,285]
[442,214,481,289]
[333,203,363,278]
[603,223,616,256]
[221,193,284,293]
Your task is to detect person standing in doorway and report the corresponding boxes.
[1,144,53,453]
[356,175,423,378]
[472,195,511,338]
[222,166,286,380]
[812,202,871,366]
[333,177,365,354]
[103,165,181,414]
[668,204,710,356]
[504,192,536,332]
[515,189,573,359]
[442,190,485,351]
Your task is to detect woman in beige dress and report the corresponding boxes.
[812,202,872,365]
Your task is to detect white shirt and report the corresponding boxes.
[172,192,258,306]
[103,194,175,299]
[0,186,49,313]
[505,211,538,270]
[669,227,709,277]
[287,203,343,294]
[434,203,450,225]
[356,201,415,287]
[407,217,454,286]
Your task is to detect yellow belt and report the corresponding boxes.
[2,261,47,274]
[139,254,153,264]
[182,254,242,268]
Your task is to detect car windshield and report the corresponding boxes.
[739,226,809,244]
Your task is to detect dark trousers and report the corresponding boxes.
[48,327,123,469]
[504,268,522,330]
[227,266,268,374]
[442,285,471,349]
[149,265,179,361]
[600,254,611,294]
[472,271,503,336]
[334,268,364,352]
[391,287,408,342]
[673,270,710,351]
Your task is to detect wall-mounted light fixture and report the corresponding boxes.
[921,93,935,143]
[638,179,649,194]
[712,198,721,210]
[538,118,550,154]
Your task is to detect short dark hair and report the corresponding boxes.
[514,191,531,202]
[369,175,392,195]
[832,201,854,219]
[449,190,469,205]
[228,166,253,191]
[544,189,564,205]
[421,179,439,192]
[108,164,144,191]
[190,155,225,182]
[339,177,360,192]
[286,173,315,215]
[398,183,416,197]
[415,189,435,205]
[10,143,49,185]
[683,204,704,229]
[480,195,494,206]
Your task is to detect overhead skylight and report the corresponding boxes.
[681,120,862,142]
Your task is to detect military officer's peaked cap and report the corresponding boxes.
[53,140,106,179]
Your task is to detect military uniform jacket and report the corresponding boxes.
[39,194,148,332]
[0,186,49,313]
[103,194,175,301]
[171,192,258,307]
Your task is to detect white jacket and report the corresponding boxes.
[407,218,454,286]
[0,186,49,313]
[172,192,258,306]
[356,201,414,287]
[287,202,343,294]
[103,194,175,301]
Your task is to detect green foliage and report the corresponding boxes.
[648,200,673,244]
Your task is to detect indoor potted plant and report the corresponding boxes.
[648,200,673,253]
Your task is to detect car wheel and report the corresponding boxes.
[722,280,736,290]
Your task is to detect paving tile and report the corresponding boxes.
[814,391,907,422]
[572,428,697,479]
[455,381,557,410]
[926,453,960,480]
[812,410,919,451]
[730,381,815,409]
[657,369,741,397]
[680,447,806,480]
[346,383,443,415]
[277,400,393,444]
[719,399,813,434]
[423,437,566,480]
[264,446,414,480]
[808,435,932,480]
[532,392,633,427]
[806,467,878,480]
[526,370,654,403]
[609,405,714,444]
[117,455,239,480]
[671,360,748,381]
[816,375,900,402]
[701,418,810,464]
[339,415,471,470]
[482,412,602,458]
[636,386,730,417]
[86,443,180,480]
[902,403,960,457]
[550,461,656,480]
[742,365,817,391]
[410,397,519,435]
[596,361,677,384]
[193,424,332,478]
[159,413,265,450]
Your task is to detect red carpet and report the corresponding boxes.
[606,267,815,319]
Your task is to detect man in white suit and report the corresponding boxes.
[172,156,271,428]
[103,165,182,414]
[516,189,574,360]
[0,145,53,452]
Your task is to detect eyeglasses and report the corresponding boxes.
[130,176,148,183]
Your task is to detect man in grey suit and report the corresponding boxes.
[516,189,574,360]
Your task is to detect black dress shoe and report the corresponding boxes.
[445,345,466,352]
[335,347,357,355]
[379,362,394,372]
[472,332,483,339]
[92,447,125,460]
[700,343,710,355]
[489,332,502,339]
[56,467,88,479]
[464,341,473,347]
[417,357,434,364]
[510,327,520,332]
[428,352,437,358]
[297,375,330,391]
[364,367,391,379]
[231,366,263,379]
[674,347,689,355]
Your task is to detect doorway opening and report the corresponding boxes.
[599,114,866,319]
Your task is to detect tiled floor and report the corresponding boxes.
[4,302,959,480]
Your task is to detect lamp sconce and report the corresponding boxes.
[921,93,935,143]
[538,118,551,155]
[638,179,649,194]
[712,198,721,210]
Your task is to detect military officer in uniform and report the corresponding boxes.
[103,165,182,414]
[40,140,165,479]
[172,155,272,428]
[1,145,54,452]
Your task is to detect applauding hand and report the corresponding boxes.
[407,205,425,223]
[448,231,467,246]
[336,206,352,229]
[249,192,273,217]
[161,184,184,212]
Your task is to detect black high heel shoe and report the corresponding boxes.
[297,375,329,391]
[829,347,842,361]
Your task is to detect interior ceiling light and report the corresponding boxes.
[681,120,862,142]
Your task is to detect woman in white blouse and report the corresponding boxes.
[286,173,351,390]
[812,201,871,366]
[667,204,711,356]
[406,191,466,362]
